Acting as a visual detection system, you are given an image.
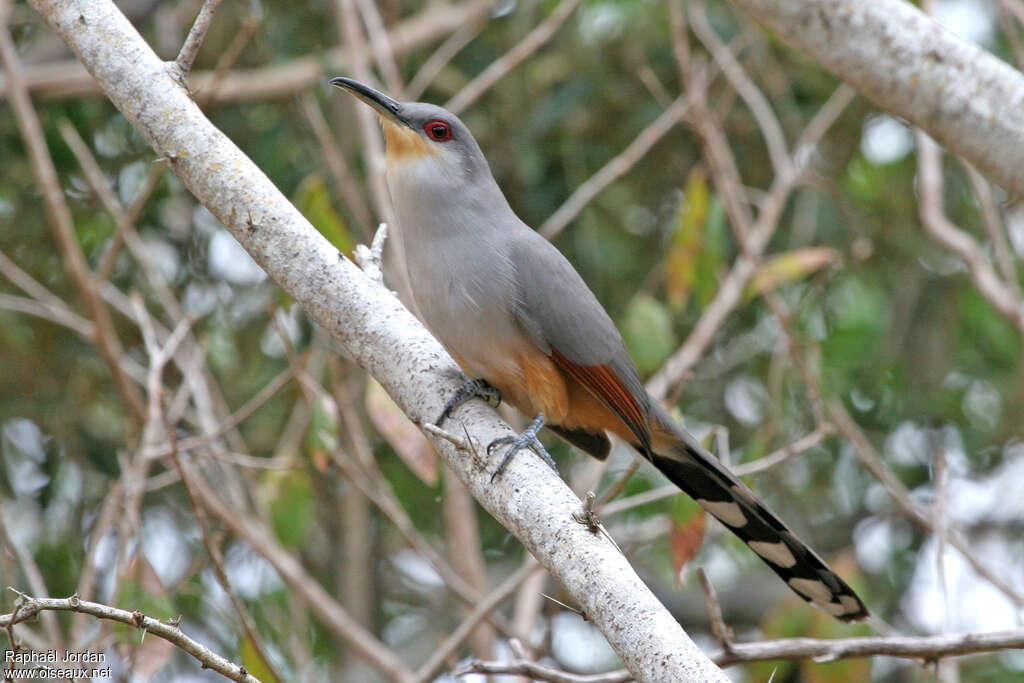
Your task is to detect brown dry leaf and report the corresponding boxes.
[365,377,438,484]
[670,512,707,587]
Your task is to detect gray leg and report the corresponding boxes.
[435,378,502,427]
[488,412,558,481]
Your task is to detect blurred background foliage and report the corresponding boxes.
[1,0,1023,681]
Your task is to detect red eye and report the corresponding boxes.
[423,119,452,141]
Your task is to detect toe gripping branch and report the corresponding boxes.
[487,412,558,481]
[435,378,502,427]
[434,379,558,480]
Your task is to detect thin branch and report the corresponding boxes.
[456,658,633,683]
[689,1,790,175]
[354,0,404,96]
[0,19,146,422]
[1,593,261,683]
[70,480,124,647]
[299,91,373,234]
[134,298,282,683]
[828,400,1024,608]
[730,423,832,476]
[445,0,582,114]
[196,8,263,108]
[184,462,418,683]
[0,512,64,650]
[647,82,856,400]
[95,158,168,282]
[916,133,1024,332]
[176,0,224,76]
[407,19,487,100]
[697,569,734,653]
[963,162,1020,297]
[539,95,690,240]
[417,559,543,682]
[710,628,1024,666]
[2,0,497,104]
[601,425,835,516]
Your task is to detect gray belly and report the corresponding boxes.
[405,237,523,381]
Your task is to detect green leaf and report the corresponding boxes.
[670,493,702,525]
[621,293,677,376]
[293,174,355,256]
[744,247,839,301]
[240,637,280,683]
[664,169,709,312]
[265,469,314,548]
[695,197,726,308]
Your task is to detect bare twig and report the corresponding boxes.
[916,133,1024,332]
[196,8,263,108]
[731,423,833,476]
[594,458,642,508]
[456,658,633,683]
[710,628,1024,666]
[184,465,418,683]
[601,425,835,516]
[407,20,486,100]
[963,162,1020,297]
[697,569,734,652]
[95,158,168,282]
[354,0,404,96]
[134,297,283,683]
[418,559,543,682]
[648,82,856,400]
[829,400,1024,608]
[70,480,124,647]
[690,1,789,175]
[539,96,690,240]
[299,91,373,232]
[0,21,146,421]
[0,513,63,650]
[0,593,262,683]
[176,0,225,76]
[1,0,497,104]
[445,0,582,114]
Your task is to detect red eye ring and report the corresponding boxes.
[423,119,452,141]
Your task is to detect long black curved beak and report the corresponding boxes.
[330,77,411,127]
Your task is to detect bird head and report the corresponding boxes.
[330,77,491,185]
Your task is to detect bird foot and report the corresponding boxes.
[435,378,502,427]
[487,413,558,481]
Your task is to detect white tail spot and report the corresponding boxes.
[788,577,834,605]
[840,595,863,614]
[698,499,746,527]
[748,541,797,568]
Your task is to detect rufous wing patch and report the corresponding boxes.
[549,348,651,452]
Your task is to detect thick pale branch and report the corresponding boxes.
[28,1,727,680]
[728,0,1024,194]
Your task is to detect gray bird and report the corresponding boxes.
[331,76,868,622]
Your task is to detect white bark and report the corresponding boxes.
[26,1,728,681]
[729,0,1024,194]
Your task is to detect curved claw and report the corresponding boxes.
[436,378,502,427]
[488,413,558,481]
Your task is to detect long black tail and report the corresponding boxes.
[646,406,868,621]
